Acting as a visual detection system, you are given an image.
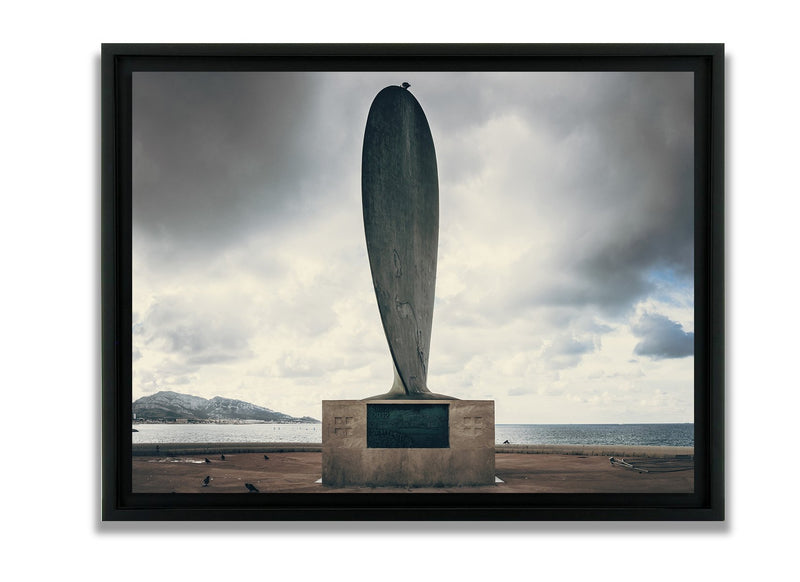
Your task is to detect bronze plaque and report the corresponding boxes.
[367,403,449,448]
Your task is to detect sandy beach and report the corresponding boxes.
[132,444,694,494]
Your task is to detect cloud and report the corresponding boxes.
[135,293,256,369]
[274,352,329,378]
[543,333,597,370]
[132,72,335,266]
[427,72,693,319]
[632,313,694,360]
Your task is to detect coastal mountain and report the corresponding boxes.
[132,391,319,423]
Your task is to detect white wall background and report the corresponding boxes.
[2,2,794,579]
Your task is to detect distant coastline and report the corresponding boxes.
[132,390,320,424]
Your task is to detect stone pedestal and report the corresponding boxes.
[322,399,495,487]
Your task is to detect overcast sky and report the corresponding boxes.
[132,71,694,424]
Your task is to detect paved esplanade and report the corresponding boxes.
[361,84,454,400]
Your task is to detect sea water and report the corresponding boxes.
[132,422,693,447]
[495,424,694,447]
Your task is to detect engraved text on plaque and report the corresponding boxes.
[366,404,449,448]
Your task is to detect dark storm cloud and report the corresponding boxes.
[542,73,693,313]
[632,313,694,359]
[133,72,323,259]
[427,72,694,317]
[567,74,692,303]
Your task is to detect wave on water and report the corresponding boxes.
[496,424,694,447]
[133,422,323,444]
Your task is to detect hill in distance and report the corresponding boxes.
[132,391,319,423]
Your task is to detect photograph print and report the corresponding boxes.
[103,45,723,519]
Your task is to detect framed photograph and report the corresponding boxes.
[102,43,724,520]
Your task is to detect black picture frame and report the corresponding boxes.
[102,43,724,521]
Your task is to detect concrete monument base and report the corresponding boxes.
[322,399,495,487]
